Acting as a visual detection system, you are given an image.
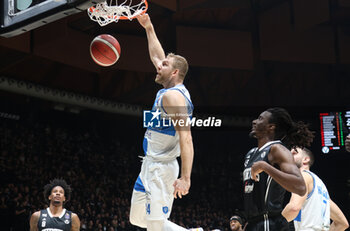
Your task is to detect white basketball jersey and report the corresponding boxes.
[294,170,330,231]
[143,84,193,161]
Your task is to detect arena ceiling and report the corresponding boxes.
[0,0,350,112]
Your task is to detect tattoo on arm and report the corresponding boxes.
[71,213,80,231]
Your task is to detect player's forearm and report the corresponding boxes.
[330,200,349,231]
[179,132,194,180]
[261,162,306,196]
[145,24,165,67]
[330,222,349,231]
[282,203,300,222]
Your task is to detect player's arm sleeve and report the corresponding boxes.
[162,91,194,181]
[30,211,40,231]
[329,199,349,231]
[71,213,80,231]
[264,144,306,196]
[282,172,310,221]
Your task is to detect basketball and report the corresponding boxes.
[90,34,121,67]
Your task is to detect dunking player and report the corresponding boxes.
[243,107,314,231]
[129,14,195,231]
[30,179,80,231]
[282,147,349,231]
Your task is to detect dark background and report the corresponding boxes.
[0,0,349,230]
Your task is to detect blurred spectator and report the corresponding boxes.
[0,112,243,231]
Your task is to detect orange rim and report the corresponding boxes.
[119,0,148,20]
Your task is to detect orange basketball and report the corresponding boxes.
[90,34,121,67]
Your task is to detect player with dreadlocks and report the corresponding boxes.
[242,107,314,231]
[30,179,80,231]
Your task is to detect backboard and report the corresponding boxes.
[0,0,104,38]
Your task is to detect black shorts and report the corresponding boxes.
[245,214,289,231]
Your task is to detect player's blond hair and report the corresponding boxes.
[167,53,188,80]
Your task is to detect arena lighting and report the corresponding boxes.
[83,96,89,102]
[0,76,142,117]
[54,104,65,111]
[69,108,80,114]
[17,81,24,87]
[0,76,253,126]
[0,111,20,120]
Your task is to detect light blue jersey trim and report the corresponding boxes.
[143,138,148,155]
[295,210,302,222]
[304,170,315,200]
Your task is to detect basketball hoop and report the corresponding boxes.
[88,0,148,26]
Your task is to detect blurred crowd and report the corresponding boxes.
[0,113,244,231]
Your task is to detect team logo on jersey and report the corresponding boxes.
[243,168,254,193]
[243,168,252,181]
[244,181,254,193]
[42,214,47,217]
[162,206,169,214]
[42,221,46,227]
[64,220,70,224]
[260,151,266,158]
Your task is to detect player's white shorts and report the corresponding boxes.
[131,157,179,221]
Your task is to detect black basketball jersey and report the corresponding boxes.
[243,141,286,219]
[38,208,72,231]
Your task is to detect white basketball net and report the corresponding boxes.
[88,0,148,26]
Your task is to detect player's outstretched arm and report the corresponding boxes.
[30,211,40,231]
[251,144,306,196]
[71,213,81,231]
[282,171,311,221]
[136,14,166,69]
[329,199,349,231]
[162,90,194,199]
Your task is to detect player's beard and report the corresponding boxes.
[295,160,302,168]
[231,225,241,231]
[249,130,256,138]
[52,200,62,206]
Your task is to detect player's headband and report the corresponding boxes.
[230,216,242,224]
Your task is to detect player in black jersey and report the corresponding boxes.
[30,179,80,231]
[243,108,314,231]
